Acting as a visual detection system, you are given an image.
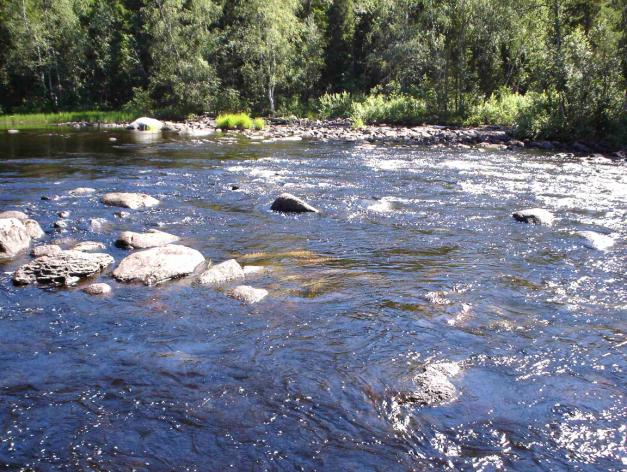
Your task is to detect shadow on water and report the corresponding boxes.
[0,128,625,470]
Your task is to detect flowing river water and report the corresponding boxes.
[0,130,625,470]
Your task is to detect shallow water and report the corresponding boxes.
[0,130,625,470]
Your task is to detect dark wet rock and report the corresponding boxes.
[31,244,63,258]
[54,220,69,230]
[271,193,319,213]
[41,196,51,201]
[227,285,268,304]
[116,229,180,249]
[113,244,204,286]
[69,187,96,196]
[0,211,29,220]
[512,208,555,225]
[231,185,240,191]
[57,210,71,218]
[399,362,461,407]
[0,218,32,258]
[13,250,114,286]
[102,192,159,210]
[198,259,245,285]
[83,283,112,295]
[73,241,107,252]
[577,231,615,251]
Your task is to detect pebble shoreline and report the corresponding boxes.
[60,117,627,158]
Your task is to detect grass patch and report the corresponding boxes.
[0,111,135,130]
[216,113,266,131]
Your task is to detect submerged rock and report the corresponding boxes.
[101,192,160,210]
[116,229,180,249]
[54,219,69,230]
[227,285,268,304]
[89,218,111,233]
[243,265,266,277]
[83,282,112,295]
[69,187,96,196]
[512,208,555,225]
[73,241,107,252]
[198,259,245,285]
[57,210,71,218]
[400,362,461,407]
[13,250,114,286]
[271,193,319,213]
[577,231,615,251]
[31,244,63,258]
[113,244,204,285]
[127,117,164,131]
[0,218,31,258]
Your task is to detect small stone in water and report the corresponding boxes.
[58,210,71,218]
[54,220,69,230]
[83,283,112,295]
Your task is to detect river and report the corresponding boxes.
[0,129,625,470]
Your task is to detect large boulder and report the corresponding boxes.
[116,229,180,249]
[512,208,555,225]
[227,285,268,304]
[577,231,615,251]
[0,211,29,220]
[13,250,114,286]
[271,193,319,213]
[127,117,164,131]
[23,219,44,239]
[0,218,31,258]
[113,244,204,286]
[101,192,159,210]
[198,259,245,285]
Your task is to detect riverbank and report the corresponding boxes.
[4,114,625,158]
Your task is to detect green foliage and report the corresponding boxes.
[252,118,265,130]
[350,94,427,125]
[0,111,135,130]
[317,92,354,118]
[465,90,531,127]
[216,113,255,130]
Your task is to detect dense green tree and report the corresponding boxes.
[324,0,356,91]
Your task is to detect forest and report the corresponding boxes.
[0,0,625,144]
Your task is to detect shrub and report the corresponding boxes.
[350,94,426,125]
[317,92,354,119]
[465,89,531,127]
[253,118,265,130]
[351,117,364,129]
[216,113,261,130]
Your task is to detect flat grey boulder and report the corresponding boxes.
[577,231,615,251]
[271,193,319,213]
[31,244,63,258]
[116,229,180,249]
[198,259,245,285]
[227,285,268,304]
[113,244,204,286]
[83,283,112,295]
[0,218,31,258]
[512,208,555,225]
[0,211,29,220]
[102,192,160,209]
[127,117,164,131]
[399,362,461,407]
[13,250,114,286]
[73,241,107,252]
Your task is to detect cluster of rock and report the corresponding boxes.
[1,191,315,303]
